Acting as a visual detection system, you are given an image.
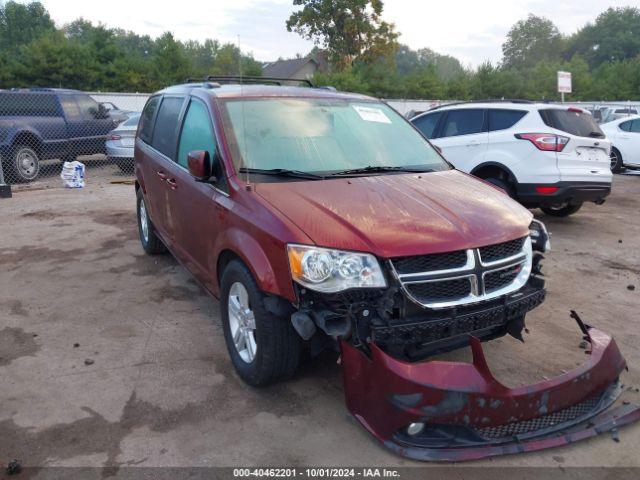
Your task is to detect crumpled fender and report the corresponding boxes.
[340,322,640,462]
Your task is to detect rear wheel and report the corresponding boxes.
[220,259,300,386]
[610,148,624,173]
[9,145,40,182]
[541,202,583,217]
[136,189,166,255]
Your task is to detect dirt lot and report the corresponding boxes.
[1,174,639,473]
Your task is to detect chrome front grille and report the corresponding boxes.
[390,237,532,309]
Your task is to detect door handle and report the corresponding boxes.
[166,178,177,190]
[157,171,167,180]
[466,141,481,147]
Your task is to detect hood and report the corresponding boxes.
[255,170,532,258]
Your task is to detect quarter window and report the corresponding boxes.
[619,120,632,132]
[441,109,485,137]
[151,96,184,159]
[412,112,442,139]
[488,109,527,132]
[138,96,160,144]
[630,120,640,133]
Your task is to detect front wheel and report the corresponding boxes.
[220,260,300,386]
[541,202,583,217]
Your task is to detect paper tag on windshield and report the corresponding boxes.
[353,105,391,124]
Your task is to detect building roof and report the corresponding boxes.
[262,57,318,79]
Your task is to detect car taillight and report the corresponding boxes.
[109,134,121,141]
[515,133,569,152]
[535,186,559,194]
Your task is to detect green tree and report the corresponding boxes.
[286,0,398,70]
[502,14,563,70]
[567,7,640,68]
[0,1,54,49]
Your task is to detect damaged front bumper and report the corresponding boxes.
[341,319,640,462]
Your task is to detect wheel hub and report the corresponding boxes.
[228,282,257,363]
[139,201,149,243]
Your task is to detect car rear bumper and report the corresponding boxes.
[516,181,611,207]
[340,319,639,462]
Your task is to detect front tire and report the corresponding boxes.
[10,145,40,182]
[610,148,624,173]
[541,202,583,217]
[136,189,166,255]
[220,260,300,386]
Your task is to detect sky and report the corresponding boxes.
[36,0,638,67]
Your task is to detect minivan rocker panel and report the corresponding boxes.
[254,170,532,259]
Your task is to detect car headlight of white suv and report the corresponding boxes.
[287,244,387,293]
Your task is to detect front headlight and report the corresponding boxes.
[287,244,387,293]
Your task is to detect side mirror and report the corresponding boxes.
[187,150,213,182]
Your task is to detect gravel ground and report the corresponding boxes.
[0,174,639,475]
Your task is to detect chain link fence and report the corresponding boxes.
[0,89,148,189]
[1,87,638,189]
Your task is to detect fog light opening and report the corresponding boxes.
[406,422,425,436]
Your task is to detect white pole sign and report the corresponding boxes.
[557,71,572,93]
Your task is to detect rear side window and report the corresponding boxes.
[138,96,161,144]
[0,92,59,116]
[630,120,640,133]
[539,109,604,138]
[412,111,442,139]
[151,97,185,159]
[441,109,485,137]
[75,94,100,119]
[488,109,527,132]
[619,120,632,132]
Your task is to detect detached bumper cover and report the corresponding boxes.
[341,325,640,462]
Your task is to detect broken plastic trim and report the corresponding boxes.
[340,319,639,462]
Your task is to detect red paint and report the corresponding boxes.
[341,326,638,461]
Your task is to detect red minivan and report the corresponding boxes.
[134,79,637,461]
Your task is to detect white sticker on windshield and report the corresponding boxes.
[353,105,392,124]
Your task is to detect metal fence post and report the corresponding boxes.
[0,158,12,198]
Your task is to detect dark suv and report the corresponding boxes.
[0,88,116,182]
[133,79,637,461]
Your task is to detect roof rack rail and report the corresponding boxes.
[427,99,535,111]
[184,76,314,88]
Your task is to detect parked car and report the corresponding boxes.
[601,114,640,172]
[601,106,638,124]
[99,101,135,124]
[411,101,612,217]
[133,80,636,460]
[106,112,140,173]
[0,88,117,182]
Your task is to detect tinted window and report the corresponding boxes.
[619,120,632,132]
[441,109,485,137]
[631,120,640,133]
[539,109,604,138]
[59,95,81,119]
[412,111,442,139]
[75,94,100,118]
[177,100,217,169]
[151,97,184,159]
[138,96,161,144]
[488,109,527,132]
[0,92,59,117]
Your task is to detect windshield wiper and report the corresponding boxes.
[238,167,324,180]
[328,166,434,176]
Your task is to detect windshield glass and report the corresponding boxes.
[220,98,448,175]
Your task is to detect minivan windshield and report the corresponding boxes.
[220,98,449,176]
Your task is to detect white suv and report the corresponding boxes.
[411,101,612,217]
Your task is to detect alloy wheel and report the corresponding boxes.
[228,282,257,363]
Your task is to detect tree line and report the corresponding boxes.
[1,0,639,100]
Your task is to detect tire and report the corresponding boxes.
[220,259,300,386]
[541,202,583,217]
[9,145,40,182]
[610,148,624,173]
[136,189,166,255]
[485,177,515,198]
